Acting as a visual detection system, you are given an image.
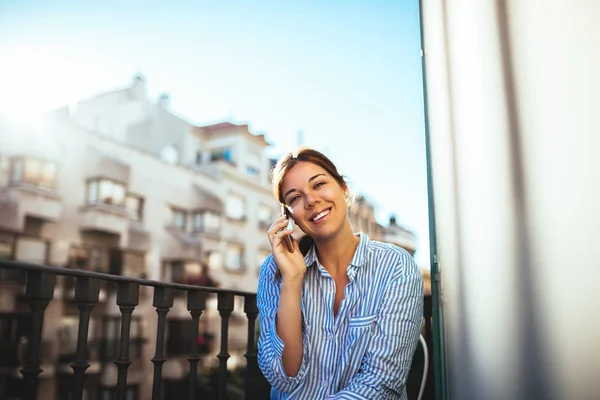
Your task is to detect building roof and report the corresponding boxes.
[195,122,270,147]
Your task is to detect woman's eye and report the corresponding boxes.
[314,181,326,189]
[288,196,300,204]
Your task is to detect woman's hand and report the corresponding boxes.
[267,215,307,282]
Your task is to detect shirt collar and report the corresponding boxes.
[303,233,370,271]
[349,232,370,268]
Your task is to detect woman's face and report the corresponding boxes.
[280,161,349,241]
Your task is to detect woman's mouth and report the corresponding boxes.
[310,208,331,224]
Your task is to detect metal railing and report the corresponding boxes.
[0,259,260,400]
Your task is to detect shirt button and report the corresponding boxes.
[327,333,334,340]
[322,380,328,388]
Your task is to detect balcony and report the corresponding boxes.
[80,203,130,238]
[0,185,62,231]
[0,259,434,400]
[0,258,267,400]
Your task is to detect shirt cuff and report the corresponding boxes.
[268,322,311,385]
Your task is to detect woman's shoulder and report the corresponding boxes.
[258,254,277,282]
[366,239,420,276]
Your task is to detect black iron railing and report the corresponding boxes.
[0,259,260,400]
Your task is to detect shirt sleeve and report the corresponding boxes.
[257,255,311,394]
[327,252,424,399]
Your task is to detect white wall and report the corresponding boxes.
[422,1,600,399]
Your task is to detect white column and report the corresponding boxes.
[422,1,600,399]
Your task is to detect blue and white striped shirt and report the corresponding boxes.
[257,233,424,399]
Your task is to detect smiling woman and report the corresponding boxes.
[257,147,424,400]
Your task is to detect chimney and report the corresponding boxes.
[131,72,147,100]
[389,215,397,226]
[158,93,170,109]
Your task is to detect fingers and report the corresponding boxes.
[267,216,289,237]
[267,216,296,251]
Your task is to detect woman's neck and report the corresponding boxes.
[313,224,360,277]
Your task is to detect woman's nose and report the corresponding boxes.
[304,193,319,208]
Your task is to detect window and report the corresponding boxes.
[246,152,261,178]
[257,249,271,274]
[87,179,126,206]
[207,251,221,270]
[258,204,272,229]
[169,260,184,283]
[0,233,13,260]
[101,317,142,362]
[195,151,203,165]
[125,194,144,221]
[246,165,259,177]
[15,237,46,263]
[193,211,221,233]
[225,243,244,271]
[168,260,201,284]
[166,320,210,357]
[121,251,145,278]
[210,148,233,164]
[10,157,57,188]
[170,207,187,230]
[225,194,245,220]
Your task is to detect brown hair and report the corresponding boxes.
[270,148,350,267]
[271,148,348,204]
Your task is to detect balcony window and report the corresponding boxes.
[10,157,57,189]
[169,207,187,230]
[246,165,259,177]
[193,211,221,233]
[225,194,245,220]
[87,179,126,207]
[0,233,13,260]
[125,194,144,221]
[246,152,261,178]
[109,250,145,277]
[166,320,210,357]
[210,148,233,164]
[207,251,221,270]
[258,204,273,229]
[167,260,215,285]
[101,317,142,362]
[225,243,244,272]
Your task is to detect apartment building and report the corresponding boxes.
[0,74,423,399]
[0,75,278,399]
[348,194,383,241]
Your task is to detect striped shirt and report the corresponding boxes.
[257,233,424,399]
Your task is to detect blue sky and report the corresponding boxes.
[0,0,430,268]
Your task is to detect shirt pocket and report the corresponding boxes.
[343,314,377,365]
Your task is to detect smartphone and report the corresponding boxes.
[281,204,295,252]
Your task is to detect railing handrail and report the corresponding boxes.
[0,259,256,296]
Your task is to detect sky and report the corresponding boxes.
[0,0,431,269]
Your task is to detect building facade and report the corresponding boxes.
[0,75,278,399]
[0,74,423,399]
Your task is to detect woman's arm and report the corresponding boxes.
[328,253,424,399]
[257,256,311,393]
[277,276,305,376]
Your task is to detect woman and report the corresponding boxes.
[257,148,423,399]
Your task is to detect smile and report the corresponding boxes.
[310,208,331,223]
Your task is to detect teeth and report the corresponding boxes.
[312,209,330,222]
